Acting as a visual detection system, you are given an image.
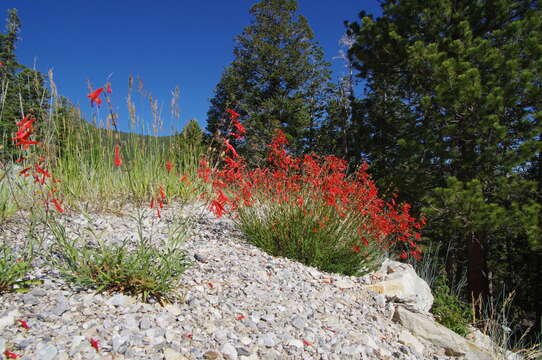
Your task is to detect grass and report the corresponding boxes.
[48,210,191,303]
[0,244,35,294]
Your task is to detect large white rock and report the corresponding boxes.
[393,306,493,360]
[363,259,433,313]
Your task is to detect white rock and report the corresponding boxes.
[364,259,433,313]
[398,329,425,354]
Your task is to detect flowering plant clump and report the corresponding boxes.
[202,110,424,276]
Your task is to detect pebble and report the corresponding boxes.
[0,203,448,359]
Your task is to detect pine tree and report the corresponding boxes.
[346,0,542,320]
[206,0,331,162]
[1,9,49,161]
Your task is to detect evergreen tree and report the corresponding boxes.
[206,0,331,162]
[1,9,48,161]
[346,0,542,324]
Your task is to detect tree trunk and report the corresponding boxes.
[467,231,489,315]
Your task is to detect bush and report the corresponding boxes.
[431,268,472,336]
[203,126,425,276]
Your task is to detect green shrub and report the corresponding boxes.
[431,268,472,336]
[0,245,36,294]
[49,213,191,303]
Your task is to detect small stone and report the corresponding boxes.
[261,333,277,347]
[35,343,58,360]
[107,294,135,307]
[140,316,153,330]
[203,350,220,359]
[165,304,182,316]
[164,348,187,360]
[23,294,39,305]
[0,308,19,330]
[30,288,47,296]
[51,298,70,316]
[292,315,305,330]
[240,336,252,346]
[112,334,127,353]
[194,253,208,263]
[335,279,355,289]
[0,337,5,354]
[220,342,238,359]
[285,338,304,348]
[236,347,251,356]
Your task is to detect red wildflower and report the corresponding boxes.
[90,338,100,352]
[87,88,104,106]
[224,139,239,158]
[159,186,166,200]
[352,245,361,254]
[180,174,188,182]
[51,199,64,213]
[232,119,246,135]
[165,160,172,172]
[3,350,18,359]
[302,339,313,347]
[226,108,240,119]
[114,144,122,167]
[207,282,214,288]
[184,333,193,339]
[236,315,246,320]
[19,167,32,176]
[18,319,30,330]
[399,250,408,260]
[106,83,112,94]
[150,198,154,208]
[15,157,25,163]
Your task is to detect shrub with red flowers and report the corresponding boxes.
[202,111,424,276]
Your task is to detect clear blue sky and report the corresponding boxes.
[2,1,382,135]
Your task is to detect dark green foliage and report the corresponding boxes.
[346,0,542,333]
[207,0,331,163]
[0,9,49,161]
[431,268,472,337]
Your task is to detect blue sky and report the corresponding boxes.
[2,1,382,135]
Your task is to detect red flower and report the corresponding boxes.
[87,88,104,106]
[114,144,122,167]
[90,338,100,352]
[106,83,112,94]
[15,157,25,163]
[302,339,313,347]
[159,186,166,200]
[18,319,30,330]
[399,250,408,260]
[224,139,239,158]
[236,315,246,320]
[165,160,172,172]
[51,199,64,213]
[3,350,18,359]
[352,245,361,254]
[19,167,32,176]
[226,108,239,119]
[184,333,193,339]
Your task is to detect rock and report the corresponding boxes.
[0,337,5,354]
[107,294,135,307]
[220,342,238,359]
[51,297,70,316]
[236,347,251,356]
[240,336,252,346]
[35,343,58,360]
[334,279,355,289]
[0,308,19,330]
[291,315,305,329]
[164,347,188,360]
[398,329,425,354]
[260,333,277,347]
[364,259,433,313]
[393,306,493,360]
[165,303,182,316]
[194,253,208,263]
[203,350,220,359]
[112,333,128,353]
